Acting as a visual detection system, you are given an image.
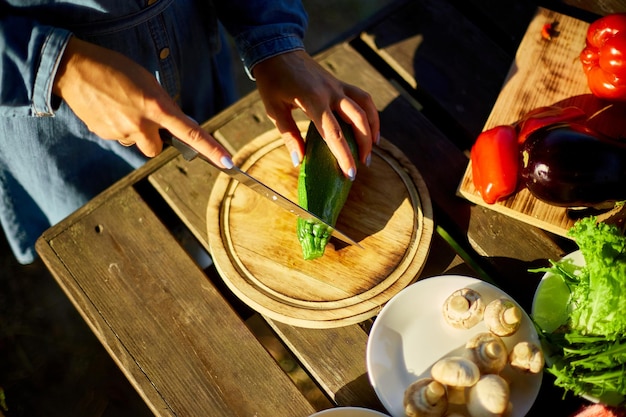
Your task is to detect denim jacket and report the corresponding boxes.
[0,0,308,264]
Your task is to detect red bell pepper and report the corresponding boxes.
[580,13,626,100]
[471,125,519,204]
[516,105,586,144]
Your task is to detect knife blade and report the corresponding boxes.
[160,130,362,248]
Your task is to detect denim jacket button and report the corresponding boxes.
[147,0,158,5]
[159,47,170,60]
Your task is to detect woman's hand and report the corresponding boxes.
[53,37,233,168]
[253,50,380,180]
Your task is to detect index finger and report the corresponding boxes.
[160,113,233,169]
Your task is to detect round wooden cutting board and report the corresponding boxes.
[207,126,434,328]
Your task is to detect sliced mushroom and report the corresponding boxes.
[404,377,448,417]
[466,374,510,417]
[465,332,508,374]
[484,298,522,336]
[509,341,545,374]
[442,288,485,329]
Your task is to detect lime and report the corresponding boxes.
[532,273,571,333]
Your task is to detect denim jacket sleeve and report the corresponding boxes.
[0,13,72,117]
[0,0,307,117]
[214,0,308,79]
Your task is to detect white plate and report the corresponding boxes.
[366,275,542,417]
[309,407,390,416]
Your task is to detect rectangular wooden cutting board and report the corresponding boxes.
[457,8,626,238]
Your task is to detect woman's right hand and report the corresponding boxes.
[253,50,380,180]
[52,37,234,168]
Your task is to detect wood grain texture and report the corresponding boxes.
[207,126,434,328]
[38,186,315,417]
[458,8,626,239]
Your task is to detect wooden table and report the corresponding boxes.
[35,1,626,416]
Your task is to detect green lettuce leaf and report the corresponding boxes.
[567,217,626,339]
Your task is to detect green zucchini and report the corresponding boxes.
[297,117,359,260]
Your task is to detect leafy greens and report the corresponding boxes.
[532,216,626,405]
[567,217,626,338]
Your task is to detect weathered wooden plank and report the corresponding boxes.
[148,154,219,252]
[37,186,315,417]
[36,225,175,416]
[316,43,401,110]
[360,0,513,142]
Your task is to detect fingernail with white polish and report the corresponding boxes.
[291,150,300,167]
[221,155,234,169]
[365,153,372,167]
[375,132,381,145]
[347,167,356,181]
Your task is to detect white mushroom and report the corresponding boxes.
[464,332,508,374]
[442,288,485,329]
[509,341,544,374]
[483,298,522,337]
[430,356,481,405]
[466,374,510,417]
[404,377,448,417]
[431,356,481,387]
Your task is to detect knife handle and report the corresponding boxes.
[159,129,200,161]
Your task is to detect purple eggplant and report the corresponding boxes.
[521,123,626,208]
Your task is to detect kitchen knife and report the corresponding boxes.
[160,130,362,248]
